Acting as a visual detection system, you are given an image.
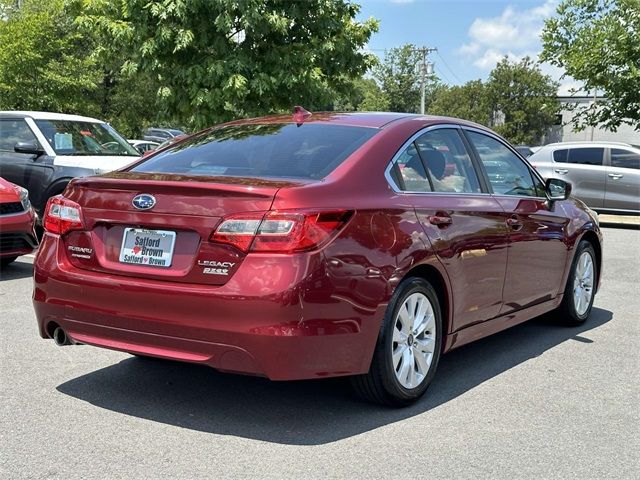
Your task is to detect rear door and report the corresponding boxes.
[389,125,509,331]
[464,129,569,311]
[604,147,640,212]
[552,147,605,209]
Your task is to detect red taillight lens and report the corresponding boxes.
[210,210,352,253]
[43,196,85,235]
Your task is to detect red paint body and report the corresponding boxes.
[32,113,602,380]
[0,177,37,259]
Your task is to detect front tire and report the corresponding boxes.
[351,277,443,406]
[556,240,597,325]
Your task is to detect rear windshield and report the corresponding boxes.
[131,123,377,180]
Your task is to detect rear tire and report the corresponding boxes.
[0,257,17,267]
[555,240,597,326]
[351,277,443,406]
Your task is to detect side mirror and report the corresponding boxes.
[546,178,572,201]
[14,141,45,157]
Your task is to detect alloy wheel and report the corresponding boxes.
[573,251,594,316]
[392,292,437,389]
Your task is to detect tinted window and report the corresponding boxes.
[553,149,569,163]
[0,119,39,152]
[467,131,543,197]
[415,129,481,193]
[611,148,640,170]
[569,147,604,165]
[133,123,377,180]
[392,144,432,192]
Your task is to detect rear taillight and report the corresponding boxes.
[44,196,85,235]
[211,210,353,253]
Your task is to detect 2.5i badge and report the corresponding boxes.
[198,260,236,275]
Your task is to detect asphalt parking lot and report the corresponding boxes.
[1,225,639,479]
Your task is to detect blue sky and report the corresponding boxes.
[356,0,576,93]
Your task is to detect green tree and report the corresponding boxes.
[333,77,389,111]
[79,0,378,130]
[487,57,559,145]
[370,44,422,113]
[541,0,640,131]
[0,0,100,114]
[428,80,491,125]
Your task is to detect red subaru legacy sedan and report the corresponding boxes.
[33,112,602,405]
[1,176,38,266]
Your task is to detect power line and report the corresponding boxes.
[435,50,463,84]
[434,64,452,85]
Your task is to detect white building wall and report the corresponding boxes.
[554,96,640,146]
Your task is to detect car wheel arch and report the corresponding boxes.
[398,262,452,346]
[578,229,602,290]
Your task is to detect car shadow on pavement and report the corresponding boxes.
[0,258,33,281]
[57,307,612,446]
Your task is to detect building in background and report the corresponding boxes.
[545,95,640,146]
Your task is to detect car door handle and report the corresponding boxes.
[506,216,523,230]
[554,168,569,174]
[608,173,623,179]
[428,214,452,227]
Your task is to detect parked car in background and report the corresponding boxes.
[128,139,160,155]
[514,145,534,158]
[0,176,37,266]
[142,127,185,144]
[33,111,602,406]
[528,141,640,214]
[156,134,187,151]
[0,111,140,217]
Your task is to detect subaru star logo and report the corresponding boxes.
[132,194,156,210]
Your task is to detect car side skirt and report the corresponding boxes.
[443,295,563,352]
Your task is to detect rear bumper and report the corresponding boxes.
[0,209,38,258]
[33,234,385,380]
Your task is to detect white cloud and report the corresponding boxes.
[457,0,585,94]
[459,0,558,69]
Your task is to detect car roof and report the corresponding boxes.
[222,111,488,130]
[540,141,634,149]
[0,110,105,123]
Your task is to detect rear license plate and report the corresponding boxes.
[119,228,176,268]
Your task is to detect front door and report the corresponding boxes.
[464,129,569,312]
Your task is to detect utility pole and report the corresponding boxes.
[416,46,437,115]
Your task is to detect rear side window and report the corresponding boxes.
[553,149,569,163]
[0,119,39,152]
[415,129,481,193]
[568,148,604,165]
[133,124,377,180]
[392,144,432,192]
[611,148,640,170]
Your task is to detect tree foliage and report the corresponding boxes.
[333,77,389,111]
[0,0,100,114]
[542,0,640,131]
[487,57,560,145]
[428,80,491,125]
[370,44,422,113]
[427,57,559,145]
[79,0,378,130]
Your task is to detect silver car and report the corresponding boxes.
[528,141,640,214]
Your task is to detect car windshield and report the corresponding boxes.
[131,123,378,179]
[34,120,140,156]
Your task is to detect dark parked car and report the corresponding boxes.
[142,127,185,144]
[0,111,140,217]
[33,112,602,406]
